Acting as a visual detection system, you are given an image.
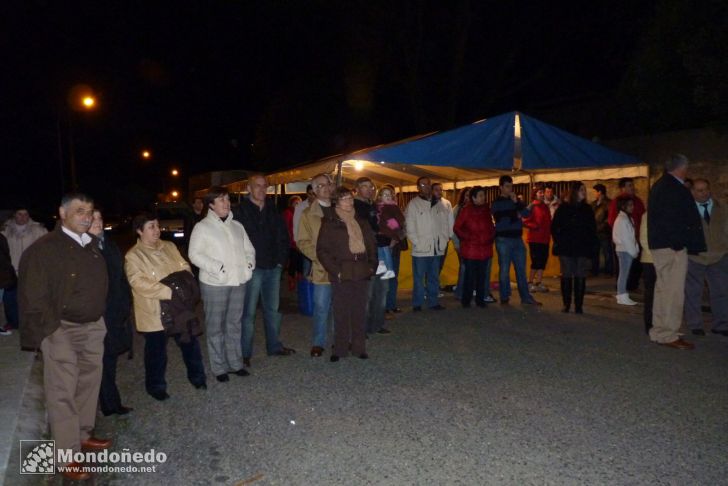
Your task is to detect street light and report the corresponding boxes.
[142,150,151,159]
[171,190,179,198]
[171,169,179,176]
[59,85,98,191]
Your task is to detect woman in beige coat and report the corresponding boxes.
[125,212,207,400]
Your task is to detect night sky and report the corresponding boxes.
[2,0,726,215]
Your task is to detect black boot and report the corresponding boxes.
[574,277,586,314]
[560,277,572,313]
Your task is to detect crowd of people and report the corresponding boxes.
[2,154,725,479]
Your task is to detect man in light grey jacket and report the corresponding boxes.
[405,177,452,311]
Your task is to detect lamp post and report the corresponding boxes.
[58,85,97,191]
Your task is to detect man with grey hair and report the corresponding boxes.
[19,193,111,480]
[647,154,706,350]
[296,173,335,357]
[684,178,728,337]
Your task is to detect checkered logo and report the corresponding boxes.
[19,440,55,474]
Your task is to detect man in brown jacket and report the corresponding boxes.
[684,179,728,336]
[18,193,111,481]
[296,173,334,357]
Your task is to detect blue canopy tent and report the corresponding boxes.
[254,112,646,287]
[320,111,644,190]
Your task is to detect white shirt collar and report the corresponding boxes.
[62,226,93,247]
[696,198,713,212]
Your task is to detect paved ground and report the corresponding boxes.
[4,276,728,485]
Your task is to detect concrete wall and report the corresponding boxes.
[606,126,728,202]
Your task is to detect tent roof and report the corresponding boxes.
[264,111,645,191]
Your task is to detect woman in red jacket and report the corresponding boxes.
[453,186,495,308]
[522,183,552,293]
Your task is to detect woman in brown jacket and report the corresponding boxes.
[317,186,377,361]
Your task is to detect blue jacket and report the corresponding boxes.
[491,196,531,239]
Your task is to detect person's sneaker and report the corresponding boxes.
[438,292,445,298]
[528,283,537,293]
[484,294,496,303]
[381,270,396,280]
[616,293,638,306]
[375,261,387,275]
[0,326,12,336]
[535,283,549,292]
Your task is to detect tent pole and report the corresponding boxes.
[335,160,343,186]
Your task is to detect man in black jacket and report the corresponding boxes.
[234,175,296,367]
[89,210,134,415]
[647,154,706,350]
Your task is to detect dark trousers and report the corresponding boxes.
[143,331,206,393]
[462,258,488,306]
[386,246,401,311]
[366,274,388,334]
[332,280,369,357]
[3,286,19,327]
[642,262,656,334]
[99,347,122,414]
[592,238,614,275]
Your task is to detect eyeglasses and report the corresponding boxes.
[418,183,430,187]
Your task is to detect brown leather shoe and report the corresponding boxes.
[310,346,324,357]
[59,462,91,481]
[659,338,695,350]
[81,436,112,451]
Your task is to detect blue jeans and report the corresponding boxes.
[377,246,394,272]
[312,283,333,347]
[366,276,387,333]
[616,252,634,294]
[495,237,532,302]
[386,247,401,310]
[3,286,18,327]
[412,255,441,308]
[241,266,283,358]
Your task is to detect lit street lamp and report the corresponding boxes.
[58,85,98,191]
[142,150,151,159]
[171,169,179,176]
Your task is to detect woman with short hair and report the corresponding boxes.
[551,182,598,313]
[317,186,377,361]
[189,186,256,382]
[125,212,206,400]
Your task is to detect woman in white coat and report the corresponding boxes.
[612,197,640,305]
[189,186,256,382]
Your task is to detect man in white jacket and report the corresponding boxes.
[405,177,452,311]
[2,206,47,329]
[189,186,256,382]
